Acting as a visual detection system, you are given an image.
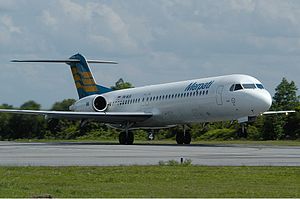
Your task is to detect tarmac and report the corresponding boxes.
[0,141,299,166]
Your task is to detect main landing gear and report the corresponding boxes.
[117,123,192,145]
[118,122,134,145]
[175,126,191,144]
[119,131,134,144]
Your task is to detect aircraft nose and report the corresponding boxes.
[257,90,272,112]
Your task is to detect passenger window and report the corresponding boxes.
[206,90,208,95]
[234,84,243,91]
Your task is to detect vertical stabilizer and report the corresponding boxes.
[68,53,112,98]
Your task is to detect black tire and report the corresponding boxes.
[183,130,191,144]
[119,131,127,144]
[176,131,184,144]
[237,126,248,138]
[127,131,134,145]
[119,131,134,145]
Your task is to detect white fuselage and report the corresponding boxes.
[73,74,272,128]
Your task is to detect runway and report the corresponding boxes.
[0,141,299,166]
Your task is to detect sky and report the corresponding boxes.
[0,0,299,109]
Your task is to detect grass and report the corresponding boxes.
[0,166,299,198]
[14,138,300,146]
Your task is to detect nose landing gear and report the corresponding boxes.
[238,123,248,138]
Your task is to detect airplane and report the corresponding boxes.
[0,53,295,144]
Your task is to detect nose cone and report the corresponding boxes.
[263,91,272,110]
[256,90,272,113]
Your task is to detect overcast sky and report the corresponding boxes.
[0,0,299,108]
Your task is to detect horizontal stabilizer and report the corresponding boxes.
[11,59,118,64]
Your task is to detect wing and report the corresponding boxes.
[0,109,152,124]
[263,110,296,115]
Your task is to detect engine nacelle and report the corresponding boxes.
[69,94,108,112]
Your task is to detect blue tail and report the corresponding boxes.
[68,53,112,99]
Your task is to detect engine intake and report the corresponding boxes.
[69,94,108,112]
[93,95,107,111]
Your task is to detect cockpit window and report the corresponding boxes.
[242,84,256,89]
[230,84,243,91]
[256,84,264,89]
[234,84,243,91]
[230,83,264,92]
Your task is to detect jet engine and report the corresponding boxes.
[69,94,108,112]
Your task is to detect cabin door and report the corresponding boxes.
[216,85,224,105]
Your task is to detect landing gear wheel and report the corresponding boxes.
[238,124,248,138]
[183,130,191,144]
[176,131,184,144]
[119,131,127,144]
[127,131,134,145]
[119,131,134,145]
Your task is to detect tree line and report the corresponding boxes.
[0,78,299,141]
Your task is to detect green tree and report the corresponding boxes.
[51,99,76,111]
[47,99,78,138]
[284,105,300,139]
[20,100,41,110]
[263,78,299,140]
[0,104,13,140]
[111,78,134,90]
[272,78,298,110]
[9,101,46,139]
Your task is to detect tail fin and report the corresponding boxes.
[68,54,112,98]
[11,53,116,99]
